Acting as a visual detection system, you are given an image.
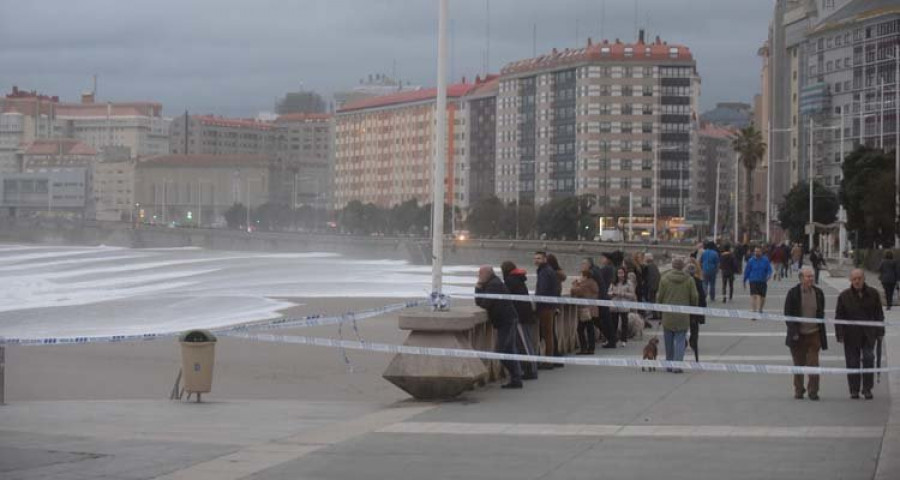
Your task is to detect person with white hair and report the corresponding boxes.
[783,266,828,400]
[835,269,885,400]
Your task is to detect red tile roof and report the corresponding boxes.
[338,80,488,113]
[138,154,274,168]
[24,139,98,156]
[193,115,278,130]
[275,113,333,123]
[501,38,694,75]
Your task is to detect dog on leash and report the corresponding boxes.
[627,312,645,340]
[641,337,659,372]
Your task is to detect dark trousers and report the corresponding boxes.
[814,267,821,284]
[688,317,701,361]
[598,307,612,345]
[516,323,538,377]
[612,311,629,343]
[883,282,896,308]
[789,332,821,395]
[495,321,523,383]
[721,274,734,300]
[843,335,876,394]
[577,320,596,352]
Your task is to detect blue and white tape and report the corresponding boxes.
[463,293,894,329]
[232,332,897,376]
[0,299,427,347]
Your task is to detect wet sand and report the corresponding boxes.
[4,297,426,403]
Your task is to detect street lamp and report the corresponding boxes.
[430,0,449,305]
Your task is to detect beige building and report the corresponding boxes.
[333,79,483,209]
[0,87,59,173]
[135,154,281,226]
[495,34,700,238]
[274,113,334,209]
[93,160,136,221]
[169,114,282,157]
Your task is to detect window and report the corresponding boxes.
[668,47,678,58]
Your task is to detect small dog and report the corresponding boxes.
[627,313,645,340]
[642,337,659,372]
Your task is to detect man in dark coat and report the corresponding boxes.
[533,251,560,367]
[597,252,617,348]
[783,266,828,400]
[501,261,538,380]
[835,269,885,400]
[475,265,524,389]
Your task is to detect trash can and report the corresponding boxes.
[179,330,217,396]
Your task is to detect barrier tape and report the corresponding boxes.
[230,332,898,375]
[0,299,426,347]
[462,293,894,328]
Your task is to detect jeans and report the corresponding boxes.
[703,271,717,301]
[721,274,734,300]
[664,329,687,363]
[495,321,523,383]
[516,323,538,378]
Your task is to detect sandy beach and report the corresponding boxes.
[4,297,425,403]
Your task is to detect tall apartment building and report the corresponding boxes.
[333,79,485,210]
[766,0,898,197]
[463,77,499,206]
[273,113,334,210]
[698,126,738,237]
[169,114,283,157]
[495,34,700,236]
[0,87,59,173]
[54,93,170,158]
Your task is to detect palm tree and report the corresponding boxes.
[732,125,766,242]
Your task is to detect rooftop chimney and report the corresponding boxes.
[81,91,95,104]
[587,37,593,46]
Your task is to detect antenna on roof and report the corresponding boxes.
[92,74,97,98]
[532,22,537,57]
[485,0,491,74]
[634,0,639,41]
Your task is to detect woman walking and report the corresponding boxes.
[878,251,899,310]
[608,267,636,347]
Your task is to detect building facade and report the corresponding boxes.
[0,87,59,173]
[495,35,700,237]
[134,154,279,227]
[698,126,738,238]
[54,95,170,159]
[273,113,334,210]
[169,114,283,157]
[463,78,499,206]
[333,79,485,210]
[0,170,88,216]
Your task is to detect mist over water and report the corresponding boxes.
[0,244,476,339]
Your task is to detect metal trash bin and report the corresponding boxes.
[179,330,217,398]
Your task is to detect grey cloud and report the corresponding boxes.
[0,0,771,116]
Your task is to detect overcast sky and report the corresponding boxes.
[0,0,771,117]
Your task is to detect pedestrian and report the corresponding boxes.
[809,247,827,284]
[790,243,804,277]
[644,253,661,320]
[546,253,567,363]
[770,243,784,281]
[783,266,827,400]
[743,246,773,314]
[835,269,885,400]
[686,262,706,362]
[608,266,636,347]
[878,251,898,310]
[780,243,792,280]
[719,246,739,303]
[475,265,524,389]
[657,257,699,372]
[572,260,600,355]
[597,252,616,347]
[701,241,720,302]
[533,251,560,368]
[585,257,606,345]
[501,261,538,380]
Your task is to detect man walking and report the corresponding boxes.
[743,246,773,314]
[835,269,885,400]
[657,257,699,372]
[783,267,827,400]
[719,246,739,303]
[475,265,524,389]
[701,241,720,302]
[534,251,560,366]
[597,252,616,348]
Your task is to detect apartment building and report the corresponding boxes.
[333,78,486,209]
[495,34,700,236]
[273,113,334,210]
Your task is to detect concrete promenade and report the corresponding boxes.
[1,270,897,479]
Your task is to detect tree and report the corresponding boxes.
[339,200,365,234]
[535,195,596,240]
[466,196,505,237]
[732,125,766,241]
[389,199,421,235]
[254,202,292,231]
[840,146,896,247]
[499,200,536,239]
[224,203,247,230]
[777,181,839,247]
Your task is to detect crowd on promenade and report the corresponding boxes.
[473,241,889,401]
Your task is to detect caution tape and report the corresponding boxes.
[0,299,426,347]
[462,293,893,328]
[231,332,896,375]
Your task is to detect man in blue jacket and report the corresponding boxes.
[701,242,720,302]
[743,246,773,314]
[533,251,560,366]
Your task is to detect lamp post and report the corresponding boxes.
[430,0,449,304]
